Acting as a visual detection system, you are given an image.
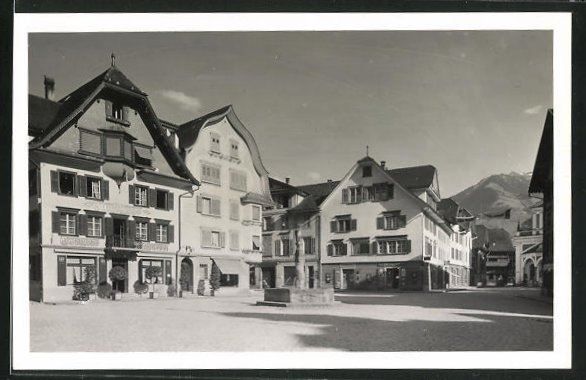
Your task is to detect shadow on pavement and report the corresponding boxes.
[221,311,553,351]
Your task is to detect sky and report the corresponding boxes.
[28,31,552,197]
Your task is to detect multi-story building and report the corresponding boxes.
[28,63,200,302]
[176,105,273,294]
[473,225,515,287]
[318,156,462,291]
[512,203,544,286]
[257,177,337,289]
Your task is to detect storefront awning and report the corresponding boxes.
[213,258,242,274]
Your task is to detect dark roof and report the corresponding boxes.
[487,228,514,252]
[483,207,511,218]
[177,105,232,149]
[28,95,62,137]
[160,119,179,131]
[386,165,436,189]
[291,180,340,211]
[529,109,553,194]
[437,198,460,223]
[269,177,307,196]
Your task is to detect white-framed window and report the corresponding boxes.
[211,231,220,247]
[87,215,102,237]
[201,163,221,185]
[155,190,169,209]
[200,196,221,216]
[86,177,101,199]
[251,205,261,221]
[379,213,406,230]
[135,186,148,207]
[229,170,247,192]
[136,221,148,241]
[201,229,225,248]
[210,132,221,153]
[327,241,347,256]
[275,238,290,256]
[156,224,168,243]
[302,237,314,255]
[60,212,77,235]
[66,256,96,285]
[378,239,411,255]
[330,216,356,233]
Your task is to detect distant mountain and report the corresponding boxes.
[451,172,540,236]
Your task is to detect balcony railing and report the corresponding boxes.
[105,235,142,249]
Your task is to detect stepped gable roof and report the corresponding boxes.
[385,164,436,189]
[177,105,269,177]
[28,65,199,185]
[28,95,62,137]
[529,109,553,194]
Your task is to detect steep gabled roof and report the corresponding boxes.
[290,180,340,212]
[437,198,460,223]
[28,95,62,137]
[269,177,307,196]
[28,65,199,185]
[177,105,269,177]
[386,165,437,189]
[529,109,553,194]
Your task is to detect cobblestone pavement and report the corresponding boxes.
[30,287,552,352]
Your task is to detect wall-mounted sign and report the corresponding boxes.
[58,236,101,247]
[141,242,169,252]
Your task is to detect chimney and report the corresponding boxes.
[380,160,386,169]
[44,76,55,101]
[327,179,332,183]
[285,177,290,184]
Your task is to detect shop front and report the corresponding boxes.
[321,261,425,291]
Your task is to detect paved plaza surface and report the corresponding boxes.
[30,287,552,352]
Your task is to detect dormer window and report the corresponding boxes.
[363,165,372,177]
[112,103,123,119]
[105,100,129,125]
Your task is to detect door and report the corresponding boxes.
[111,258,128,293]
[181,258,194,292]
[308,266,315,289]
[262,267,275,288]
[386,268,400,289]
[113,218,126,246]
[342,269,355,290]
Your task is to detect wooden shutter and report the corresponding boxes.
[274,240,281,255]
[283,239,289,256]
[212,199,221,216]
[127,220,136,241]
[341,188,348,204]
[350,219,357,231]
[57,255,66,286]
[102,180,109,200]
[196,196,202,213]
[104,217,113,236]
[128,185,135,204]
[105,100,113,117]
[405,240,411,253]
[334,270,341,289]
[122,106,129,122]
[327,244,333,256]
[99,257,107,283]
[167,193,174,210]
[168,225,174,243]
[52,211,60,233]
[201,229,211,247]
[50,170,59,193]
[148,222,156,241]
[219,232,226,248]
[341,243,347,255]
[330,220,337,233]
[399,215,407,228]
[371,241,378,254]
[138,260,143,283]
[311,238,316,255]
[376,217,384,230]
[148,188,157,208]
[78,214,87,236]
[78,176,87,197]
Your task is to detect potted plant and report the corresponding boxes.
[72,264,97,303]
[145,266,163,299]
[109,265,127,301]
[133,280,149,297]
[209,262,221,296]
[97,282,112,299]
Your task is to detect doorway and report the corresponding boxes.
[111,258,128,293]
[262,267,276,288]
[113,218,127,246]
[385,268,400,289]
[342,269,355,290]
[181,258,194,292]
[308,266,315,289]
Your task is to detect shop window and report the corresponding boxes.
[199,264,209,280]
[220,274,239,287]
[59,172,76,195]
[66,256,97,285]
[140,259,163,284]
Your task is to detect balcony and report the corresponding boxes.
[105,235,142,250]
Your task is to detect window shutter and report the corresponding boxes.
[148,188,157,208]
[196,196,202,213]
[102,180,109,200]
[371,241,378,254]
[330,221,337,233]
[52,211,60,233]
[99,257,107,283]
[311,238,316,255]
[376,217,384,230]
[327,244,333,256]
[148,222,156,241]
[128,185,135,204]
[212,199,221,216]
[167,193,174,210]
[122,106,129,122]
[405,240,411,253]
[274,240,280,255]
[104,217,113,236]
[341,188,348,204]
[350,219,357,231]
[78,214,87,236]
[57,255,66,286]
[127,220,136,241]
[341,243,347,255]
[50,170,59,193]
[399,215,407,228]
[201,230,210,247]
[168,225,174,243]
[138,260,143,283]
[219,232,226,248]
[78,176,87,197]
[105,100,113,117]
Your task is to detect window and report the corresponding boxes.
[327,241,347,256]
[86,215,102,237]
[86,177,101,199]
[210,132,221,153]
[230,140,239,158]
[105,135,122,157]
[156,190,168,209]
[134,144,153,166]
[352,238,371,255]
[363,165,372,177]
[134,186,148,207]
[330,216,356,233]
[199,196,221,216]
[60,212,77,235]
[263,217,273,231]
[302,237,314,255]
[58,172,76,195]
[230,170,247,192]
[252,205,261,221]
[377,213,406,230]
[202,229,225,248]
[140,260,163,284]
[211,231,220,247]
[377,239,411,255]
[111,103,124,120]
[66,256,97,285]
[252,235,261,251]
[230,200,240,220]
[275,238,290,256]
[201,163,221,185]
[136,222,148,241]
[220,274,239,287]
[199,264,209,280]
[79,129,102,155]
[230,231,239,250]
[425,238,433,258]
[156,224,168,243]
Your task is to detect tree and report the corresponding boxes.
[108,266,127,292]
[209,262,221,296]
[145,265,163,294]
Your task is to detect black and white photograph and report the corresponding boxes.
[11,12,572,370]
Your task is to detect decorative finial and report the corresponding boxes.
[366,145,369,157]
[111,52,116,67]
